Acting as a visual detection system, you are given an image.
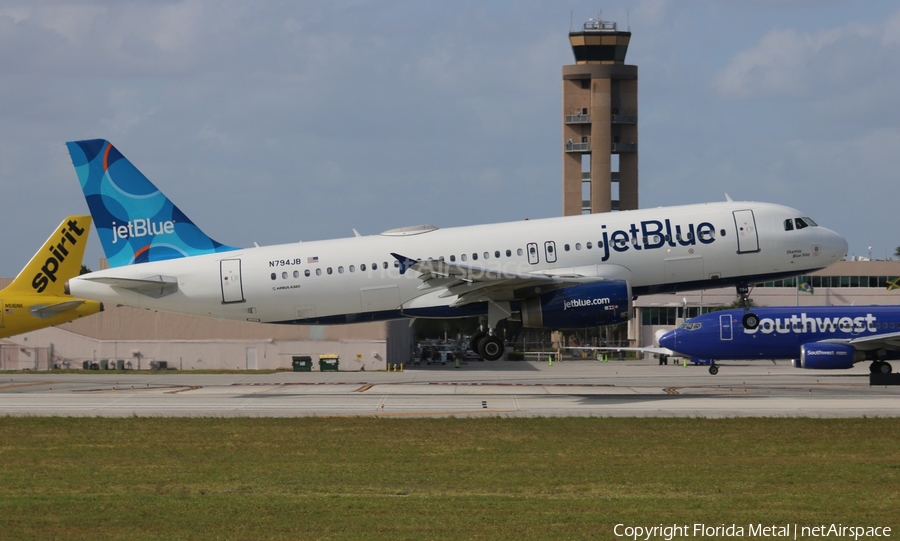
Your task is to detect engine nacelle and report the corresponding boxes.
[795,343,859,369]
[520,281,631,329]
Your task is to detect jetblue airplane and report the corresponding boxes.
[659,307,900,375]
[64,139,847,360]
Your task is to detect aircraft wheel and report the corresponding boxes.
[878,362,893,375]
[478,335,505,361]
[742,313,759,330]
[870,362,881,374]
[708,365,719,375]
[469,331,487,353]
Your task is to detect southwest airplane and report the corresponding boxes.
[0,216,102,338]
[64,139,847,360]
[658,307,900,375]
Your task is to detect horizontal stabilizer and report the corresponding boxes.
[30,300,87,319]
[82,275,178,299]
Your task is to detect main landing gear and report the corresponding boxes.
[737,284,759,330]
[470,301,512,361]
[469,330,504,361]
[870,361,893,374]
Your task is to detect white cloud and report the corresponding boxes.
[715,26,846,99]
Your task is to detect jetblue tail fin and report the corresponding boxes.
[66,139,239,267]
[6,216,92,296]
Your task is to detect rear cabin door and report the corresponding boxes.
[719,314,733,341]
[220,259,245,303]
[733,209,760,253]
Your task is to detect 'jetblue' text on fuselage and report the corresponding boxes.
[597,220,716,262]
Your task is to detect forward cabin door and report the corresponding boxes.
[719,314,733,341]
[526,243,539,265]
[733,210,760,253]
[220,259,245,303]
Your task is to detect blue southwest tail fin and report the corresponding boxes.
[66,139,239,267]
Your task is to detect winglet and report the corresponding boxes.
[65,139,240,267]
[390,253,419,275]
[6,216,92,296]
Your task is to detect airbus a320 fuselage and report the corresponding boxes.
[64,139,848,360]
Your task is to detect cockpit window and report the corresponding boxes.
[784,219,794,231]
[794,218,808,230]
[680,322,702,331]
[801,217,818,227]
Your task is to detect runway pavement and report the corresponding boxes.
[1,359,899,418]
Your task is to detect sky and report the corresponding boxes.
[1,0,898,276]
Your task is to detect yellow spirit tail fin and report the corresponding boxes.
[6,216,92,296]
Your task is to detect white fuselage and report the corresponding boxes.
[67,201,847,325]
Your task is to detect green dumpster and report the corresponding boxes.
[99,359,109,370]
[115,359,125,370]
[318,354,339,372]
[292,356,313,372]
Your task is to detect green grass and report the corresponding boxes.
[0,418,897,540]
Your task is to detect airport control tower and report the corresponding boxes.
[562,18,638,215]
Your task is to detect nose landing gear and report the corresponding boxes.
[737,284,759,330]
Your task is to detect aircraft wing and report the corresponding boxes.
[80,275,178,299]
[391,253,628,306]
[569,346,679,357]
[30,300,87,319]
[821,331,900,352]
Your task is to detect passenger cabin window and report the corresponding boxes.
[450,255,456,262]
[518,248,524,256]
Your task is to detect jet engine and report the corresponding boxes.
[520,281,631,329]
[794,343,859,369]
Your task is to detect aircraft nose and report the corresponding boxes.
[659,329,676,350]
[820,228,848,262]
